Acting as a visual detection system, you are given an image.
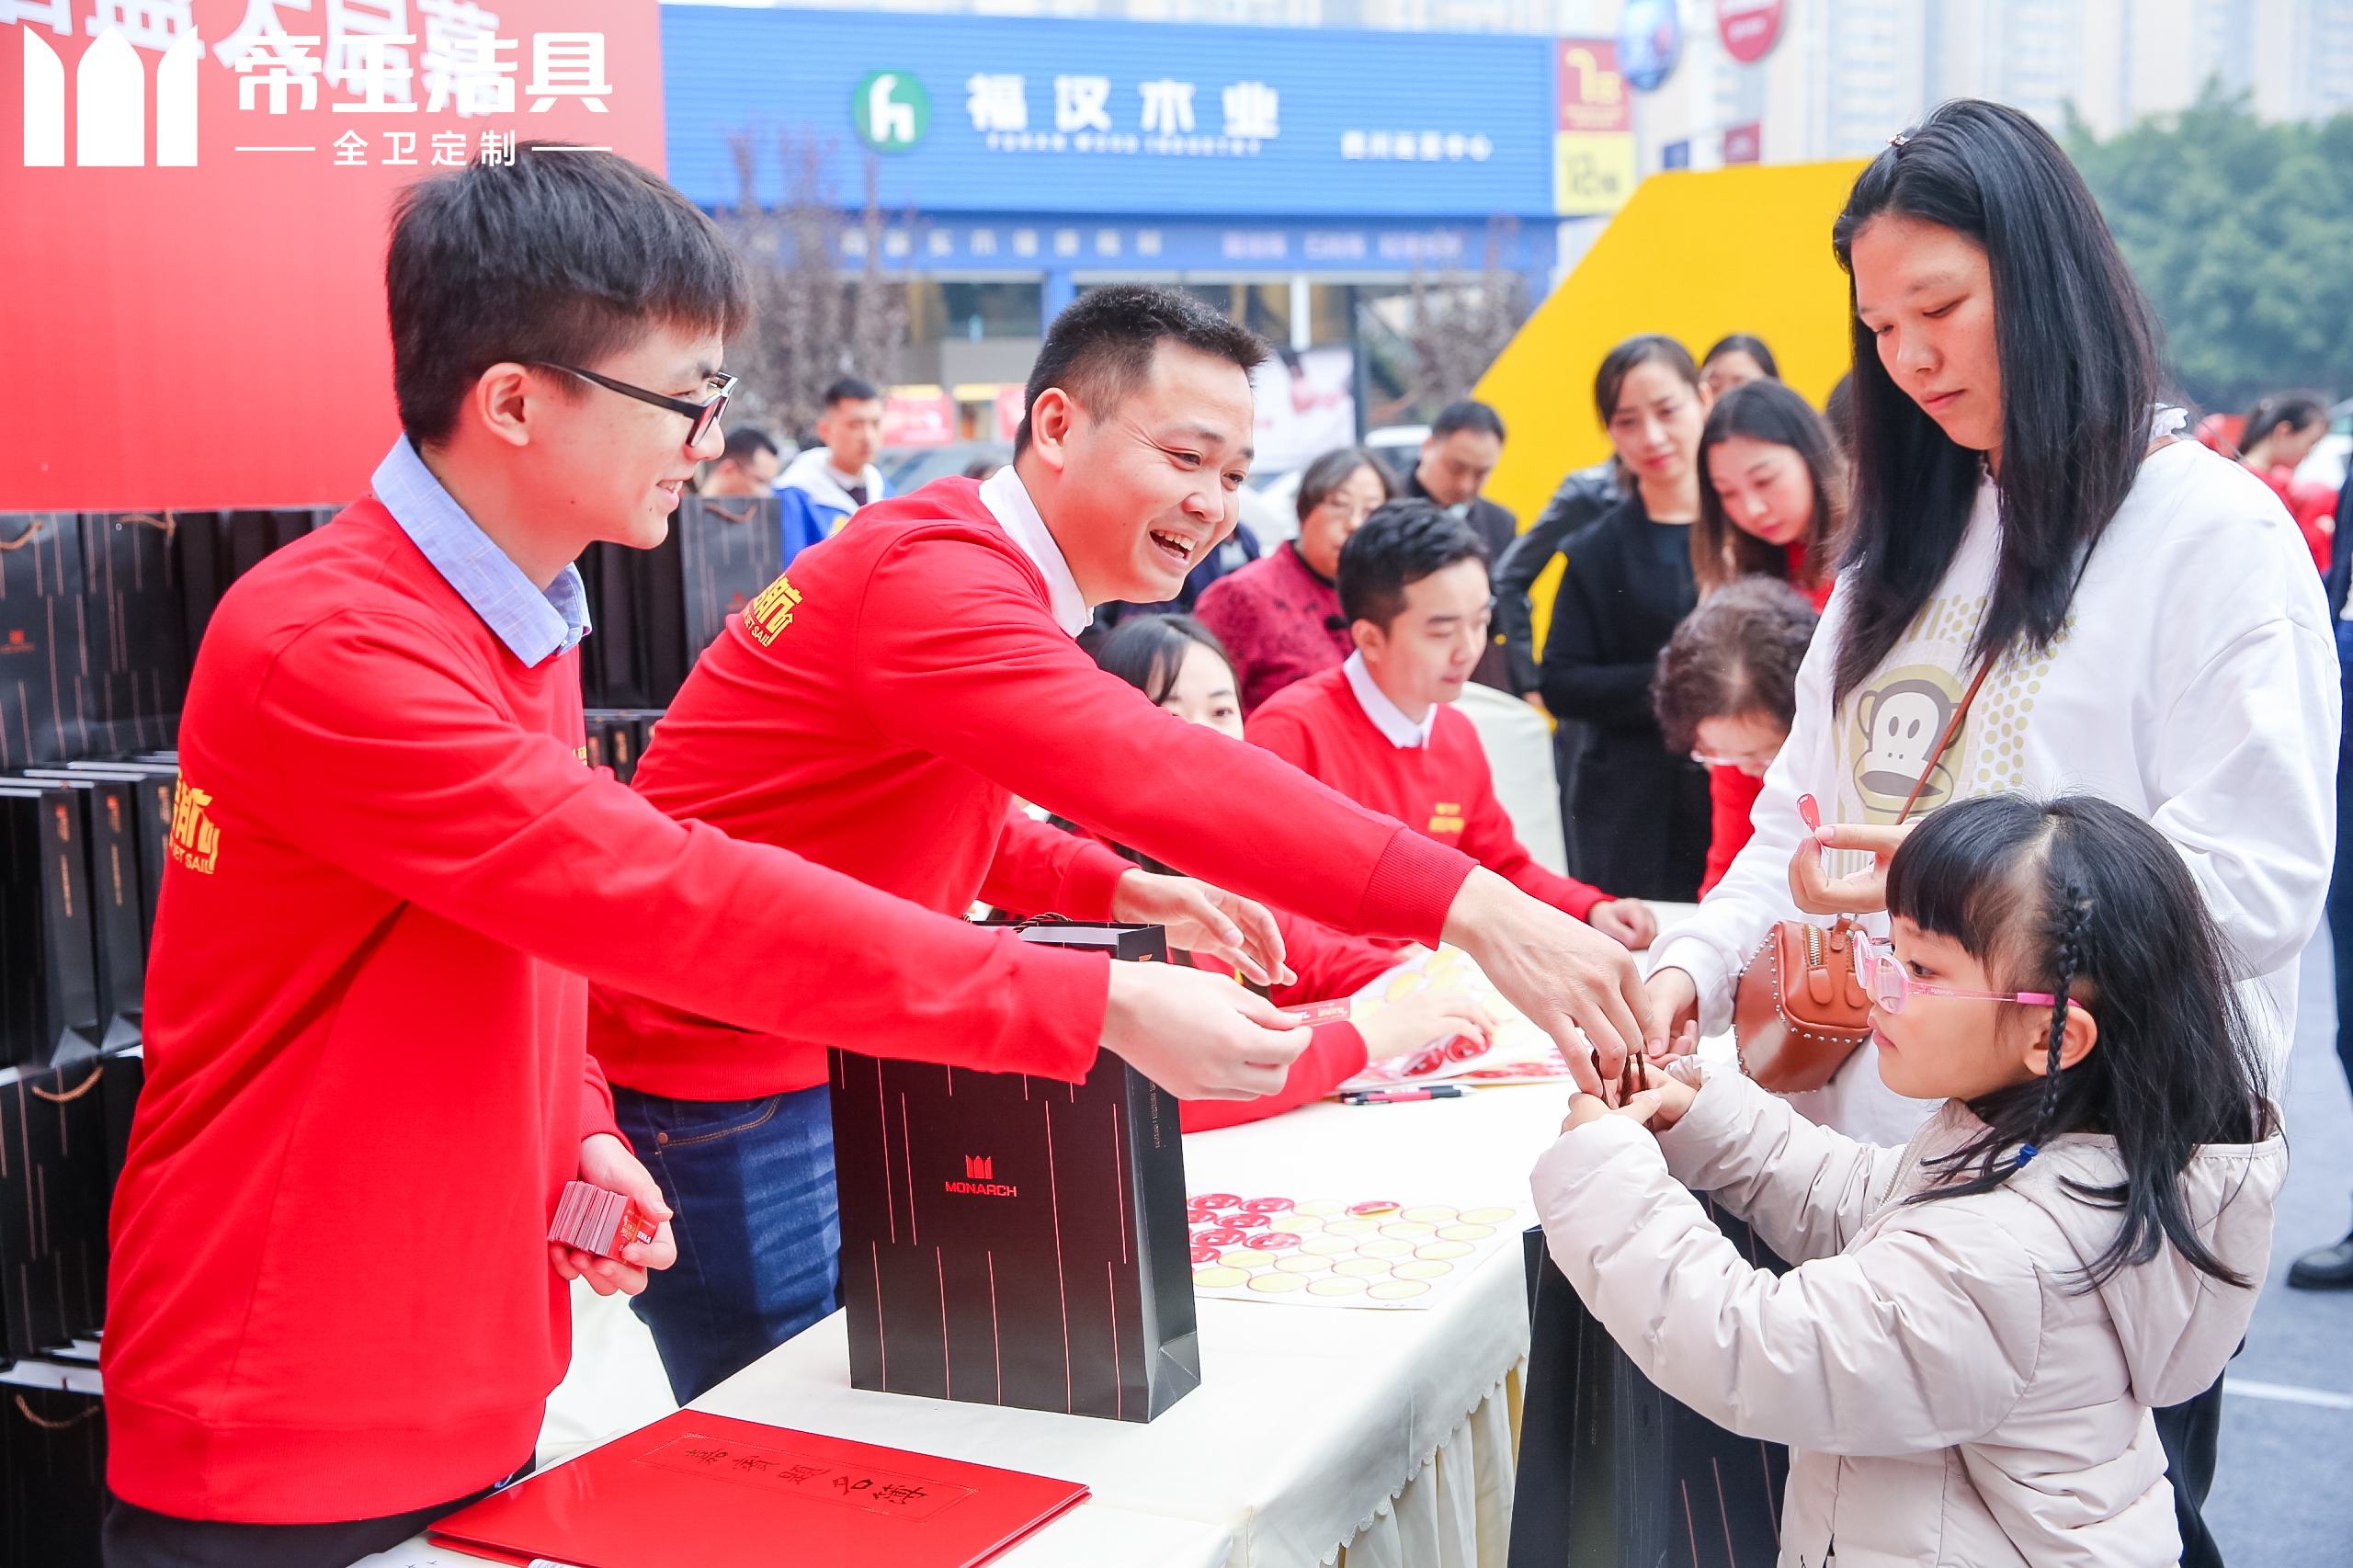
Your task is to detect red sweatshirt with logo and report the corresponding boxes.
[596,477,1477,1097]
[1247,665,1610,921]
[106,500,1110,1525]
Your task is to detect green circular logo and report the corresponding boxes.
[852,70,930,153]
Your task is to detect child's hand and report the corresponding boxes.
[1635,1057,1702,1130]
[1360,987,1496,1062]
[1560,1059,1701,1136]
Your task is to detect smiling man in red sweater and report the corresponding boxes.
[102,154,1304,1568]
[598,287,1662,1395]
[1250,500,1656,949]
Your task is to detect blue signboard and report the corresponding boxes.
[661,6,1557,220]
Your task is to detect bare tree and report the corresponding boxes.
[1403,216,1533,411]
[720,128,910,443]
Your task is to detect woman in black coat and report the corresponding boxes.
[1540,335,1715,901]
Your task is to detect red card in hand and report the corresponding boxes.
[548,1179,657,1259]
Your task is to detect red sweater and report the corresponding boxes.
[107,500,1109,1525]
[1247,665,1609,921]
[599,478,1475,1098]
[1193,541,1353,715]
[1699,558,1834,893]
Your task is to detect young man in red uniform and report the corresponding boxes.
[598,286,1661,1397]
[1249,500,1658,949]
[102,153,1306,1568]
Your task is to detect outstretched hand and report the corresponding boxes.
[1788,821,1917,915]
[1441,868,1654,1097]
[1112,869,1294,987]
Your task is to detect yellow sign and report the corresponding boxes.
[1477,159,1869,655]
[1555,132,1637,217]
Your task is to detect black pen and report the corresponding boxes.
[1342,1085,1467,1105]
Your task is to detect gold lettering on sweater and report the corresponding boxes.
[743,574,804,646]
[170,779,221,875]
[1428,801,1465,835]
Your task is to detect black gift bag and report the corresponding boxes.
[676,495,785,660]
[0,1380,105,1568]
[0,514,98,771]
[0,1057,114,1358]
[831,922,1198,1423]
[77,514,188,757]
[0,787,102,1069]
[1509,1201,1792,1568]
[20,776,143,1050]
[66,761,176,955]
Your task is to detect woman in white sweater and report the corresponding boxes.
[1640,99,2334,1564]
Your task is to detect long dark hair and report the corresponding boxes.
[2236,392,2329,463]
[1828,99,2162,707]
[1094,613,1233,706]
[1885,793,2275,1290]
[1694,380,1848,594]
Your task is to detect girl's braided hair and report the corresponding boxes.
[1884,794,2275,1290]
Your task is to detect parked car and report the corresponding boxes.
[877,441,1014,494]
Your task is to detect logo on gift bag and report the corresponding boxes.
[945,1153,1017,1197]
[742,574,804,646]
[169,779,221,874]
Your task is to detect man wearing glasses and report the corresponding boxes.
[100,149,1308,1568]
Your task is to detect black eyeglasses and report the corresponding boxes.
[539,363,739,448]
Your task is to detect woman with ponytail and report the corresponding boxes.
[1536,793,2284,1568]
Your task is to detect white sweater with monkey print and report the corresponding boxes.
[1651,438,2337,1142]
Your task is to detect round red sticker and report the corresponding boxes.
[1244,1232,1302,1251]
[1193,1193,1242,1209]
[1192,1226,1245,1247]
[1240,1197,1293,1213]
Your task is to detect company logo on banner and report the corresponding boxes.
[853,68,928,152]
[1722,120,1761,164]
[1617,0,1681,93]
[1554,39,1633,217]
[2,0,665,510]
[956,67,1283,159]
[1716,0,1786,65]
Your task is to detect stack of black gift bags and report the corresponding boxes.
[0,494,788,1564]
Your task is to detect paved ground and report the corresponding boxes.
[2204,927,2353,1565]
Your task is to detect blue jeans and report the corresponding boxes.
[611,1083,840,1404]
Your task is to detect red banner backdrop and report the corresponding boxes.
[0,0,665,510]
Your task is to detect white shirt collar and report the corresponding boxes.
[1343,650,1437,749]
[978,466,1091,637]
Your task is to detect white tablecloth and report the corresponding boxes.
[694,1082,1585,1568]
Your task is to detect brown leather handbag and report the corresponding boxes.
[1733,660,1992,1092]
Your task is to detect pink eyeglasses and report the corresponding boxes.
[1856,933,2055,1015]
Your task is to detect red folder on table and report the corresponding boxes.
[427,1410,1089,1568]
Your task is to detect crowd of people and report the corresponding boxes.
[91,97,2347,1568]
